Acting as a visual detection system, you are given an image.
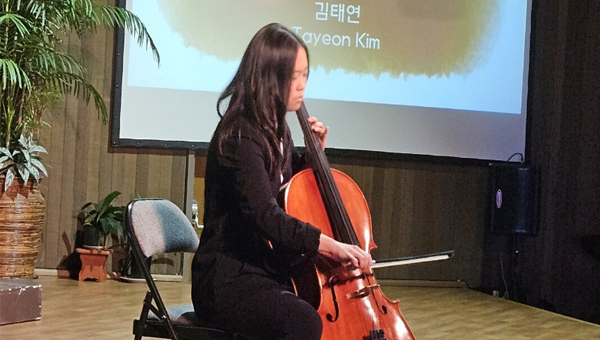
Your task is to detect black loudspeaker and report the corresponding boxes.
[489,164,539,235]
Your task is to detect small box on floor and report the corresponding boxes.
[0,278,42,325]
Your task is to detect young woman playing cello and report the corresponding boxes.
[191,23,373,340]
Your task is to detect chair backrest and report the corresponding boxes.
[127,198,199,258]
[125,199,197,340]
[125,199,240,340]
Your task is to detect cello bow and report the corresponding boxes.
[372,250,455,269]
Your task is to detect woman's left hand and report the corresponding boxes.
[308,116,328,150]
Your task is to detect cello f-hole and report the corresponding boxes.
[325,279,340,322]
[365,276,389,316]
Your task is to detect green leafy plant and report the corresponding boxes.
[0,132,47,190]
[79,190,124,247]
[0,0,159,187]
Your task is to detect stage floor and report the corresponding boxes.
[0,275,598,339]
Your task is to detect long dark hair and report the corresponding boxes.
[215,23,309,177]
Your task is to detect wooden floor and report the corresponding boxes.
[1,275,599,340]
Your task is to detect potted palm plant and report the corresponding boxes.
[0,0,159,279]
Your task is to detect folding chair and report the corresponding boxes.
[125,198,241,340]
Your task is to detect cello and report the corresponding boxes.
[284,103,416,340]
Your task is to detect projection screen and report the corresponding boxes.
[112,0,533,162]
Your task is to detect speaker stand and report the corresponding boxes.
[501,233,525,302]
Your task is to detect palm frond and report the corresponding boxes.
[45,71,108,122]
[1,0,160,169]
[0,13,31,37]
[93,4,160,64]
[0,59,32,90]
[29,47,87,78]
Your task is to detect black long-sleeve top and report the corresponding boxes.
[192,117,322,317]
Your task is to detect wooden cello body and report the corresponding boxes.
[284,104,416,340]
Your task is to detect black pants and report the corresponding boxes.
[213,287,322,340]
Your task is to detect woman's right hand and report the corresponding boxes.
[318,234,373,272]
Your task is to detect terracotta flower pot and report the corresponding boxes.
[0,176,46,279]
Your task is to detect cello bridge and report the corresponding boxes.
[346,284,380,299]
